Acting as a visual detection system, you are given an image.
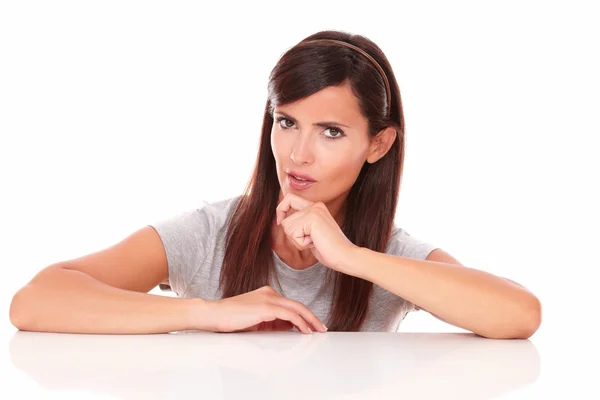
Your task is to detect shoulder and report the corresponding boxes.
[385,223,438,260]
[149,195,243,242]
[201,195,244,229]
[202,194,243,211]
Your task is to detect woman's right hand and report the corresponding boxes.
[204,286,328,334]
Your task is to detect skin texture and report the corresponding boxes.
[270,81,396,270]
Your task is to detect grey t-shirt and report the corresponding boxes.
[148,195,438,332]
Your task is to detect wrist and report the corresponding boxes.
[338,245,367,277]
[184,298,217,332]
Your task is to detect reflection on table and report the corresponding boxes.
[9,331,540,399]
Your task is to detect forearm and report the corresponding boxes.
[344,247,541,339]
[9,267,208,334]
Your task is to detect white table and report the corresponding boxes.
[5,330,556,399]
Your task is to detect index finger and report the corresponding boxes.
[276,297,328,332]
[276,193,314,225]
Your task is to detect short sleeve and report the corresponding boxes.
[386,225,438,260]
[148,202,216,297]
[386,225,439,313]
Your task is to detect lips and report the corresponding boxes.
[287,174,316,190]
[287,170,316,182]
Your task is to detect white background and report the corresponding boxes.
[1,1,598,398]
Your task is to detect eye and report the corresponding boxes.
[323,127,345,140]
[276,117,295,129]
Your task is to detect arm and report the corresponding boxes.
[9,226,324,335]
[341,248,542,339]
[9,266,208,334]
[9,226,209,334]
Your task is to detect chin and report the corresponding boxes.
[280,188,315,200]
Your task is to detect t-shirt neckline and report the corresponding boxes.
[272,250,323,273]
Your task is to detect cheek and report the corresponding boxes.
[271,130,289,159]
[323,149,365,183]
[270,132,283,167]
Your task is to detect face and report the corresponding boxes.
[270,82,377,206]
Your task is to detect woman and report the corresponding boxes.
[9,30,541,338]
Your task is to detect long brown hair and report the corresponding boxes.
[219,30,406,331]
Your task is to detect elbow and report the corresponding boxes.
[517,294,542,339]
[9,265,66,331]
[492,294,542,339]
[478,295,542,340]
[9,288,32,331]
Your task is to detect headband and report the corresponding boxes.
[304,39,392,118]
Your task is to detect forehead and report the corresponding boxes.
[275,83,366,127]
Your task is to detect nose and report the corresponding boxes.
[290,132,314,165]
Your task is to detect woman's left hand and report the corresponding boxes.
[276,193,359,272]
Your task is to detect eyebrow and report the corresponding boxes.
[273,111,351,129]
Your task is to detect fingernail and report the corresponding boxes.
[322,324,328,331]
[308,327,313,334]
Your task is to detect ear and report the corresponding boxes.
[367,127,397,164]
